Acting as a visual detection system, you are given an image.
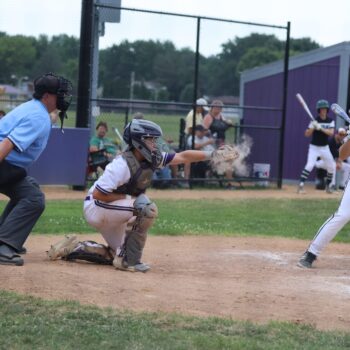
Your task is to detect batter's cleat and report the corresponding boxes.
[326,185,335,194]
[47,235,79,260]
[297,184,306,194]
[297,251,317,268]
[113,256,150,273]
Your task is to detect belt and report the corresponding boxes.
[85,195,92,201]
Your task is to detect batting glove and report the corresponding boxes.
[312,120,321,130]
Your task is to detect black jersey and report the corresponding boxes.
[310,116,335,146]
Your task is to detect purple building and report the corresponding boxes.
[240,42,350,181]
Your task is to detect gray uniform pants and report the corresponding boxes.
[0,176,45,251]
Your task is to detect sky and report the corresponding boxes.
[0,0,349,57]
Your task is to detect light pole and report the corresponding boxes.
[11,75,29,93]
[129,71,135,116]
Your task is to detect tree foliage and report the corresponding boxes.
[0,32,320,101]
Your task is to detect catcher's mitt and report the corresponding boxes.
[47,235,79,260]
[211,145,239,165]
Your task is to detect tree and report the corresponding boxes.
[0,34,36,82]
[0,31,321,102]
[237,47,283,73]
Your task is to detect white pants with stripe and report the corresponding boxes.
[83,196,135,251]
[308,179,350,256]
[304,144,335,174]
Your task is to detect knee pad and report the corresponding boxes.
[132,194,158,233]
[122,194,158,266]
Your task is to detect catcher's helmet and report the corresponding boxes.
[316,99,329,110]
[123,119,163,167]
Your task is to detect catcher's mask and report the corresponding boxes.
[33,72,73,131]
[123,119,164,168]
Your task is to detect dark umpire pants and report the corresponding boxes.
[0,176,45,251]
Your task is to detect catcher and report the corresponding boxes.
[48,119,238,272]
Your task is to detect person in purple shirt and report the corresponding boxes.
[0,73,72,266]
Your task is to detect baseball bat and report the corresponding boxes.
[296,93,315,121]
[114,127,127,148]
[330,103,350,124]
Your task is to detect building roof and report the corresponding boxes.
[0,84,22,95]
[241,41,350,83]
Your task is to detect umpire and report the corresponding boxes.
[0,73,72,266]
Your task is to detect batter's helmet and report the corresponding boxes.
[123,119,163,167]
[316,99,329,110]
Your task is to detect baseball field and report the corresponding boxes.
[1,185,350,348]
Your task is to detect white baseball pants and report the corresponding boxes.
[304,144,335,174]
[83,195,135,251]
[308,178,350,256]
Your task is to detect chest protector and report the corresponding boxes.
[114,151,154,196]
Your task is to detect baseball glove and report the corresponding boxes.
[211,145,239,164]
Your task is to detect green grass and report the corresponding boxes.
[0,290,349,350]
[0,197,348,242]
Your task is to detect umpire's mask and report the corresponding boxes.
[33,72,73,131]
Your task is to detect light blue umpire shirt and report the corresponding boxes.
[0,99,52,168]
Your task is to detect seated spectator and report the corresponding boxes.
[152,166,173,189]
[187,125,215,182]
[87,122,117,180]
[90,121,117,161]
[0,110,5,119]
[185,98,208,136]
[203,100,233,147]
[183,98,209,184]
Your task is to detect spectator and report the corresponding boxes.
[203,100,233,147]
[187,124,234,188]
[183,98,208,185]
[0,72,72,266]
[0,110,6,119]
[185,98,208,135]
[187,124,215,181]
[90,121,117,161]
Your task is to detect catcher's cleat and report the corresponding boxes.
[297,184,306,194]
[113,256,150,273]
[297,251,316,268]
[47,235,79,260]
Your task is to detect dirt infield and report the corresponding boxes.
[32,183,345,200]
[0,185,349,331]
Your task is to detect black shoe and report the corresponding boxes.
[297,251,316,268]
[17,246,27,254]
[0,244,24,266]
